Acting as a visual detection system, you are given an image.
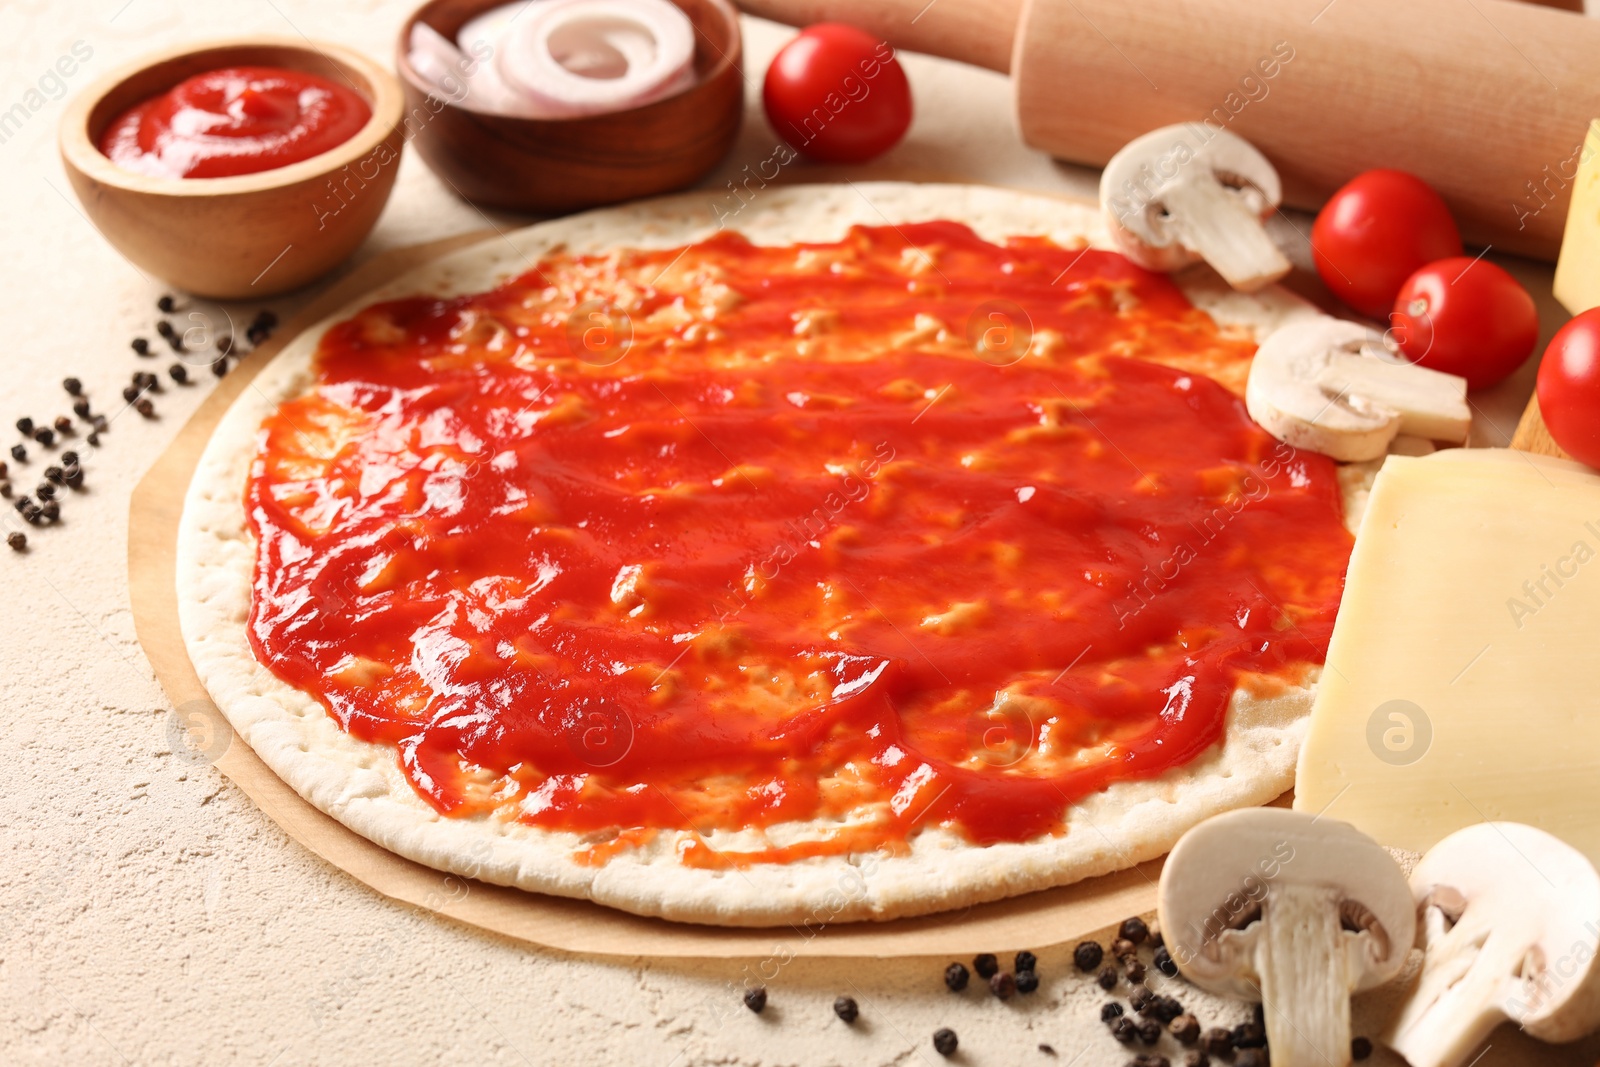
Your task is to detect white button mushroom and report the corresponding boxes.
[1245,316,1470,462]
[1385,822,1600,1067]
[1159,808,1415,1067]
[1100,124,1292,292]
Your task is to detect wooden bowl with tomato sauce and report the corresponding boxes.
[59,37,405,300]
[395,0,742,214]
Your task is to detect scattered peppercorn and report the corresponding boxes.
[1351,1036,1372,1061]
[1111,1017,1138,1045]
[1015,970,1039,995]
[248,309,279,344]
[23,504,42,524]
[1014,950,1037,974]
[32,427,53,447]
[1124,960,1147,984]
[91,415,107,433]
[1101,1002,1125,1022]
[1183,1053,1209,1067]
[63,377,82,396]
[833,995,858,1024]
[1073,941,1104,972]
[1170,1014,1201,1045]
[157,319,183,352]
[16,417,33,435]
[1129,1055,1169,1067]
[1235,1050,1266,1067]
[1119,917,1150,945]
[1136,1019,1161,1045]
[60,451,77,466]
[217,333,234,355]
[63,466,82,489]
[212,358,229,378]
[54,415,72,434]
[1128,985,1154,1013]
[944,962,969,992]
[1151,997,1184,1024]
[933,1028,958,1057]
[13,495,29,511]
[742,986,767,1013]
[132,337,151,356]
[36,483,55,501]
[974,953,999,979]
[72,399,91,419]
[86,432,99,448]
[10,445,25,462]
[1113,938,1138,960]
[1097,966,1119,991]
[0,482,9,498]
[6,531,24,550]
[1038,1044,1056,1056]
[0,461,6,479]
[1233,1021,1267,1049]
[1148,923,1163,949]
[169,363,189,384]
[158,294,176,313]
[135,398,155,418]
[1153,945,1177,978]
[989,971,1016,999]
[1200,1028,1234,1056]
[122,385,140,402]
[44,466,62,486]
[40,500,59,521]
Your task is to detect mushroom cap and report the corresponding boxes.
[1158,807,1415,1000]
[1099,123,1284,269]
[1245,317,1398,459]
[1410,822,1600,1037]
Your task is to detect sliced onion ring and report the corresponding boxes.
[497,0,696,118]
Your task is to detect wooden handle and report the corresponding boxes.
[1012,0,1600,260]
[732,0,1017,72]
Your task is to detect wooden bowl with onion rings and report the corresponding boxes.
[395,0,743,214]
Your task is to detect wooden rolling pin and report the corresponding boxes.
[738,0,1594,260]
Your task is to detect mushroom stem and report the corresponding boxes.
[1386,909,1532,1067]
[1254,881,1355,1067]
[1160,175,1290,292]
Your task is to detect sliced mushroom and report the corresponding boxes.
[1160,808,1415,1067]
[1385,823,1600,1067]
[1246,316,1470,462]
[1100,124,1291,292]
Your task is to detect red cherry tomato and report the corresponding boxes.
[762,24,912,164]
[1536,308,1600,468]
[1311,170,1463,318]
[1389,258,1539,390]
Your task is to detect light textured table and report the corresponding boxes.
[0,3,1587,1065]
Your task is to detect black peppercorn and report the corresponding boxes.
[135,398,155,418]
[1233,1021,1267,1048]
[1014,950,1037,974]
[1235,1050,1266,1067]
[73,399,91,419]
[13,495,29,511]
[1038,1044,1056,1056]
[0,482,10,499]
[91,415,107,433]
[63,466,82,489]
[1111,1017,1138,1045]
[974,953,999,979]
[1129,985,1154,1013]
[1183,1053,1209,1067]
[217,334,234,355]
[1097,966,1119,990]
[1136,1018,1161,1045]
[169,363,189,384]
[1351,1036,1372,1061]
[742,986,766,1013]
[32,427,53,447]
[833,995,858,1024]
[36,483,55,501]
[44,466,63,485]
[212,358,229,378]
[41,500,58,521]
[933,1028,958,1057]
[1170,1014,1201,1045]
[122,385,140,402]
[23,504,42,524]
[10,444,24,462]
[1073,941,1104,972]
[63,377,82,396]
[16,417,33,435]
[944,962,969,992]
[132,337,151,356]
[1200,1028,1234,1056]
[86,432,99,448]
[0,461,6,479]
[989,971,1016,999]
[1153,945,1177,978]
[6,531,24,551]
[53,416,72,434]
[1101,1002,1124,1023]
[1124,960,1147,984]
[1130,1055,1170,1067]
[1015,970,1039,995]
[1113,937,1138,959]
[1119,916,1150,945]
[60,451,77,466]
[158,294,176,313]
[1151,996,1184,1024]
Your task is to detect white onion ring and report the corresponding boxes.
[497,0,696,118]
[409,20,546,116]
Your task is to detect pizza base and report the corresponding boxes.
[178,182,1356,925]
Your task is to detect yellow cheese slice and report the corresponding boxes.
[1554,118,1600,315]
[1293,449,1600,863]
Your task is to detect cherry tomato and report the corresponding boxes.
[1388,258,1539,390]
[1536,308,1600,468]
[763,24,912,164]
[1311,170,1462,318]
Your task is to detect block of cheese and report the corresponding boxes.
[1294,448,1600,864]
[1554,119,1600,314]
